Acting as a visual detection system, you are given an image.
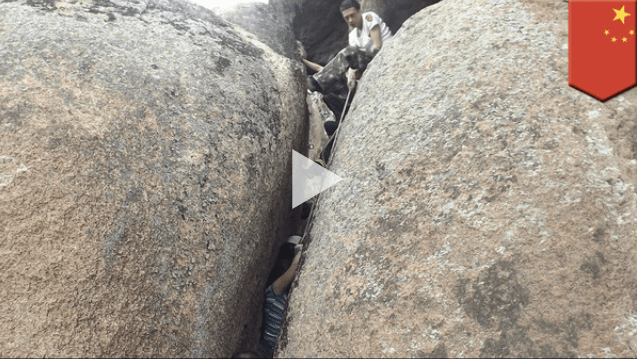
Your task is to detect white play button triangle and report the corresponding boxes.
[292,150,343,209]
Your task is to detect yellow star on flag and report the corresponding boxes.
[605,29,610,35]
[612,37,617,42]
[623,37,628,42]
[613,6,631,24]
[631,30,635,35]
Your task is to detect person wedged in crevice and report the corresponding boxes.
[232,236,303,358]
[258,235,302,358]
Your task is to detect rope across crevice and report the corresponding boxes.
[299,87,353,245]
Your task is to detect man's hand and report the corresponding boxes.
[296,40,307,59]
[367,45,381,58]
[299,40,324,72]
[347,68,358,89]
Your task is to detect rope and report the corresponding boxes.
[300,87,353,243]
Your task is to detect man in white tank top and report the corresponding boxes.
[347,9,393,58]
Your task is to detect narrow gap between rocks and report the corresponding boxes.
[235,84,312,355]
[231,1,444,356]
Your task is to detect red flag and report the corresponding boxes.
[569,0,637,101]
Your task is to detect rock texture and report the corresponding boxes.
[0,0,306,357]
[278,0,637,357]
[306,92,335,162]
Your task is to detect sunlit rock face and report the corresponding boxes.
[277,0,637,357]
[0,0,306,357]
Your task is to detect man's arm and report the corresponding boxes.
[298,42,324,72]
[272,250,302,295]
[369,25,383,53]
[347,67,360,89]
[301,58,324,72]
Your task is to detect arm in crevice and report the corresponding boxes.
[301,58,324,72]
[272,250,302,295]
[298,41,324,72]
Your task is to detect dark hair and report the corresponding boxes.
[339,0,360,12]
[232,349,260,358]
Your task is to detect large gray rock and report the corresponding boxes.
[278,0,637,357]
[0,0,305,357]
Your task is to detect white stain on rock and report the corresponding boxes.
[0,156,27,187]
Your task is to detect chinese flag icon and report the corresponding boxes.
[569,0,637,101]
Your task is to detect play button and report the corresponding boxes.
[292,150,343,209]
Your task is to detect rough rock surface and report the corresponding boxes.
[278,0,637,357]
[0,0,306,357]
[306,92,335,162]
